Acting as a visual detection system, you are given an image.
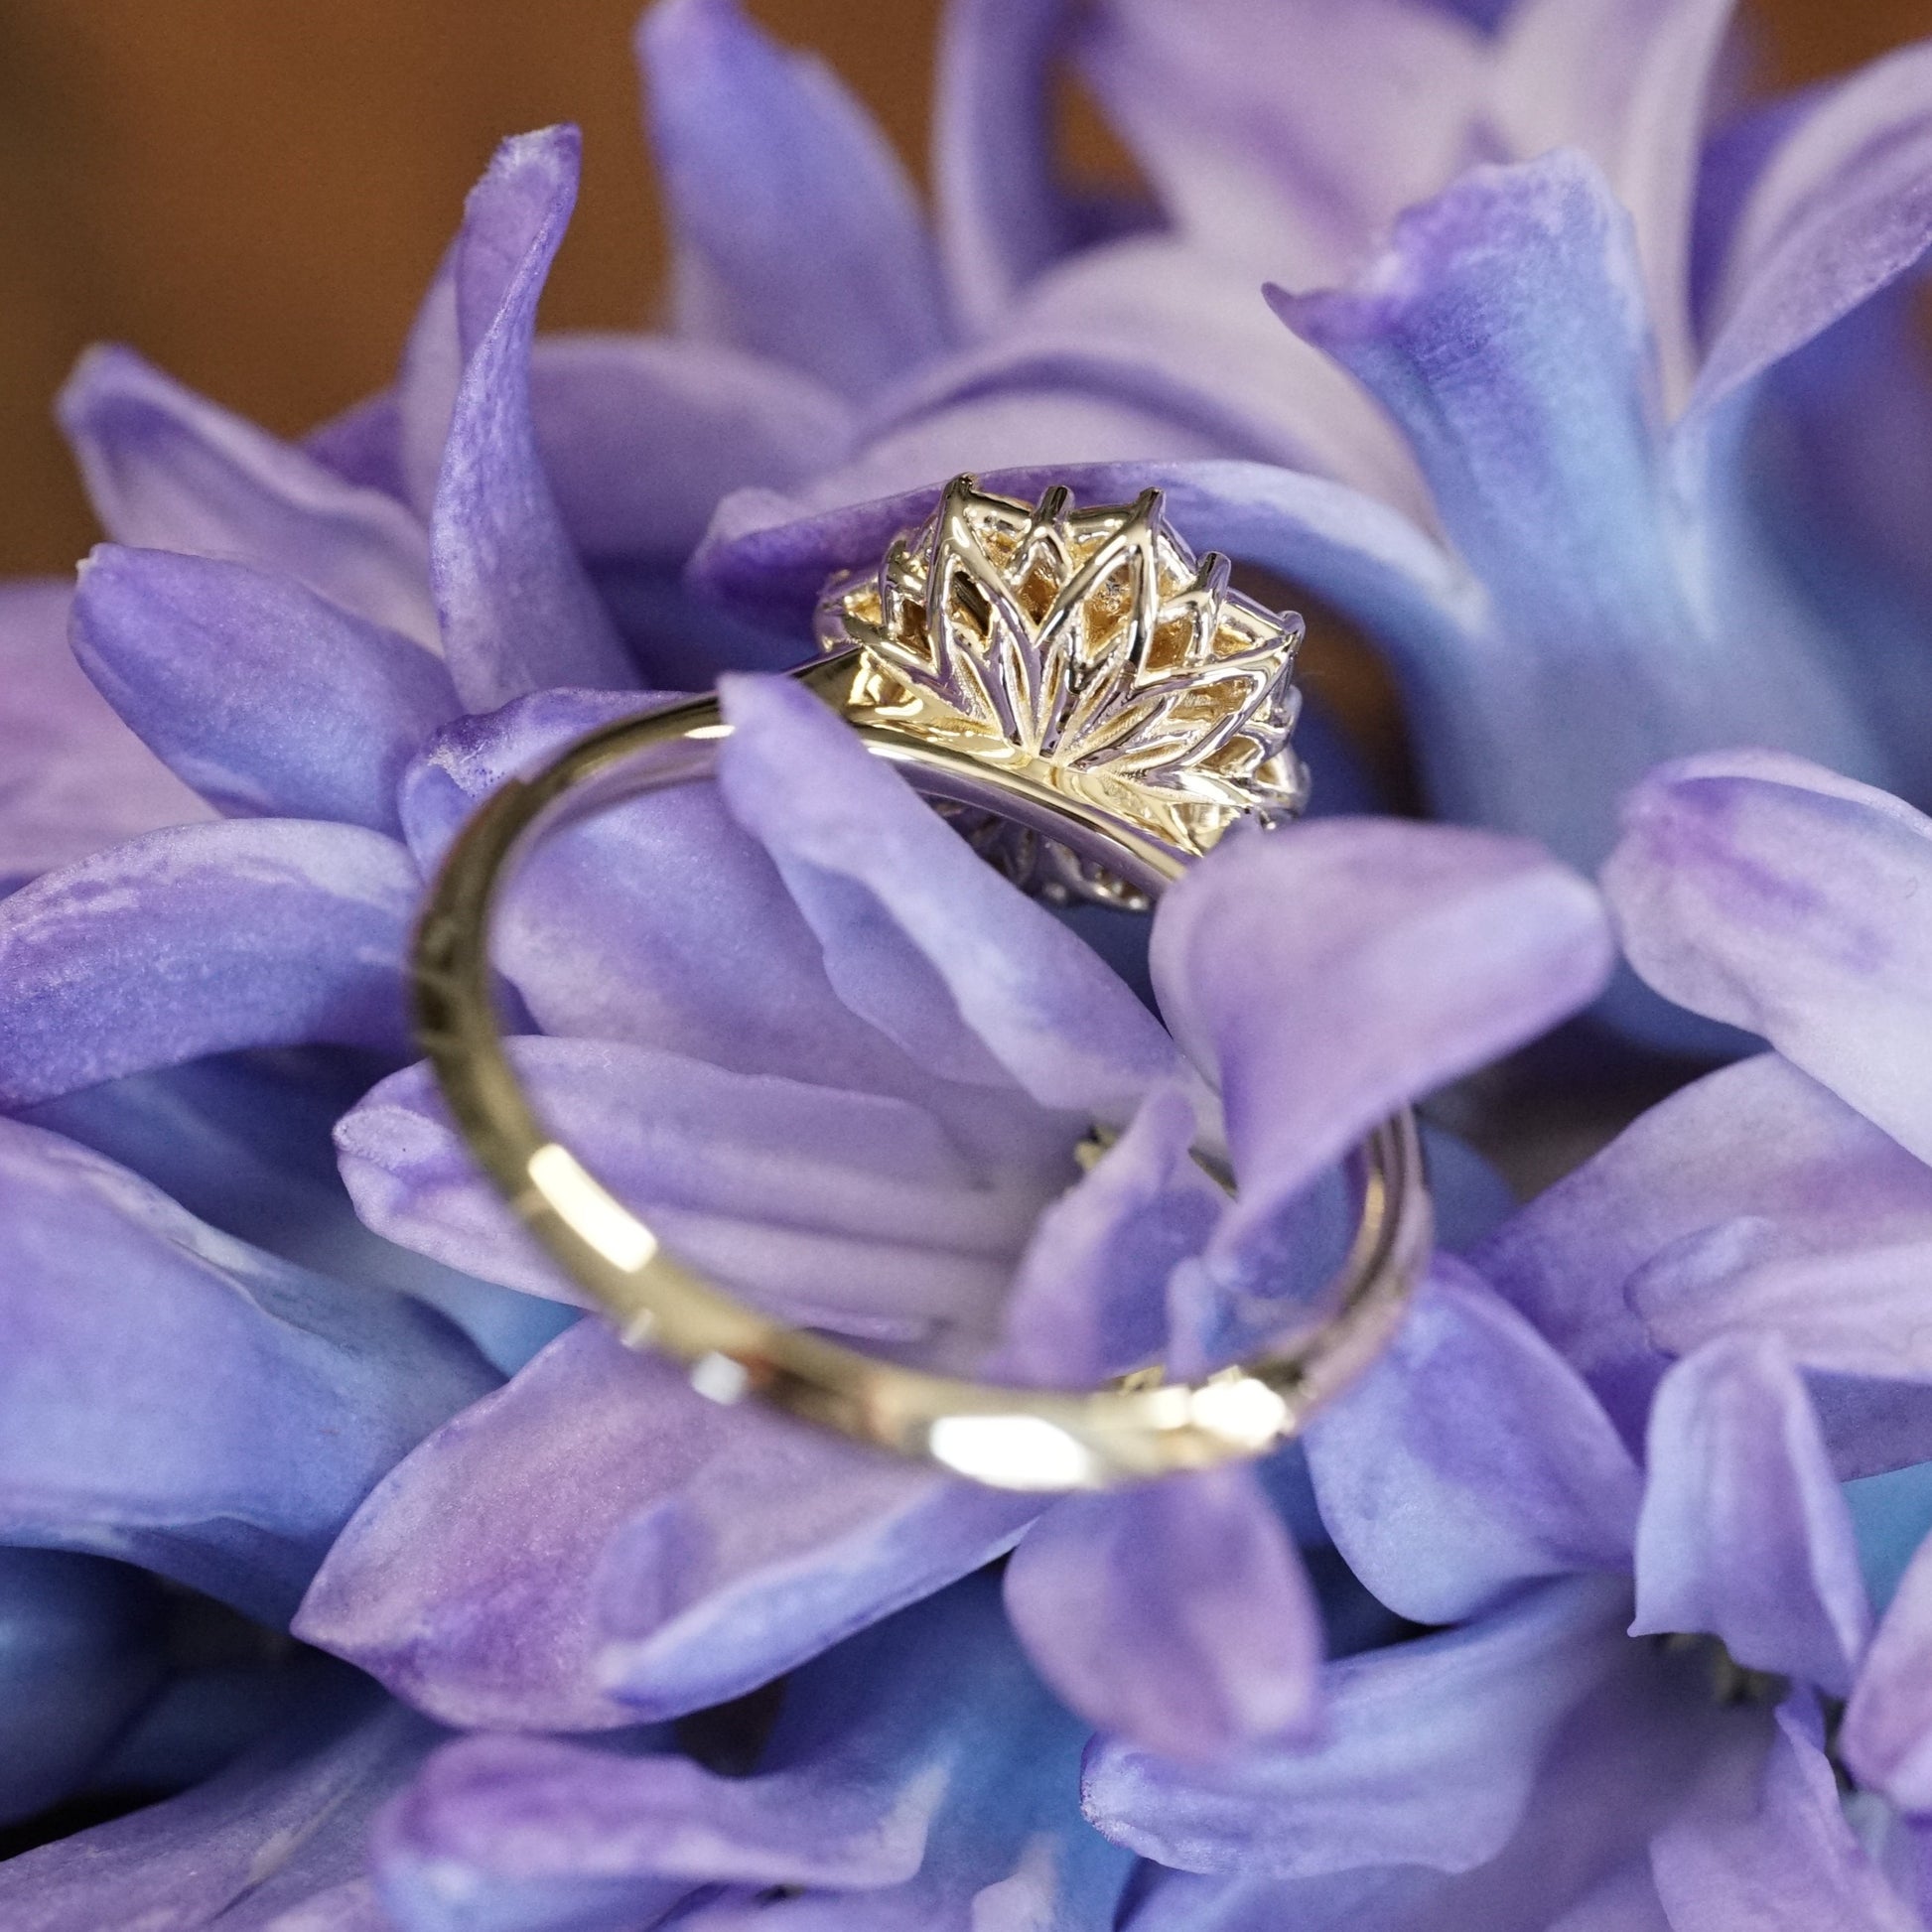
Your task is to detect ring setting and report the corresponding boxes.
[411,478,1431,1490]
[816,477,1308,904]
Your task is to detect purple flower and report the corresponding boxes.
[1080,746,1932,1927]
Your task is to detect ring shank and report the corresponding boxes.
[413,663,1432,1490]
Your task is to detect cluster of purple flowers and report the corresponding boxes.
[4,0,1932,1924]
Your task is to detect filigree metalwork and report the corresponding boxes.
[814,477,1308,899]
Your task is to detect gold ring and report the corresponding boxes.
[411,480,1432,1490]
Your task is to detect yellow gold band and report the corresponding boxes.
[411,652,1433,1491]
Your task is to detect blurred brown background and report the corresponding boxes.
[0,0,1925,579]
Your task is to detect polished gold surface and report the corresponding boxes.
[413,664,1434,1490]
[816,479,1307,900]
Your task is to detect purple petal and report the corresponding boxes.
[1153,819,1612,1247]
[1005,1465,1320,1759]
[890,236,1433,517]
[0,819,419,1108]
[636,0,950,398]
[297,1323,1036,1729]
[430,129,632,709]
[58,345,438,648]
[717,671,1187,1118]
[933,0,1079,329]
[1079,0,1490,288]
[993,1084,1222,1386]
[1276,151,1883,876]
[0,1118,494,1622]
[1306,1260,1641,1625]
[1603,750,1932,1166]
[374,1577,1104,1928]
[0,1671,441,1931]
[1694,42,1932,423]
[395,238,460,520]
[338,1036,1052,1341]
[693,461,1465,668]
[1476,1051,1932,1457]
[1633,1337,1869,1697]
[1110,1648,1700,1929]
[71,546,457,834]
[398,697,1063,1173]
[1084,1574,1632,1877]
[1649,1697,1919,1932]
[1493,0,1738,406]
[27,1052,574,1381]
[1843,1534,1932,1810]
[0,1551,164,1825]
[0,578,208,891]
[303,388,406,500]
[531,332,853,563]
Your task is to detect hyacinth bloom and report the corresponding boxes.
[27,0,1932,896]
[1083,748,1932,1928]
[0,582,1617,1914]
[3,0,1932,1925]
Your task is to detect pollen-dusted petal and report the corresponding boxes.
[57,345,438,650]
[430,127,633,709]
[71,546,458,834]
[0,819,420,1108]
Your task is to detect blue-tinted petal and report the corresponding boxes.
[29,1052,573,1378]
[1085,1574,1632,1877]
[0,1119,494,1622]
[375,1577,1123,1930]
[0,578,208,893]
[1693,42,1932,423]
[0,1550,165,1826]
[1276,153,1883,877]
[0,818,419,1107]
[1650,1696,1919,1932]
[933,0,1080,330]
[1603,752,1932,1167]
[1005,1465,1321,1759]
[71,546,457,833]
[430,129,632,708]
[1153,818,1611,1252]
[297,1324,1035,1729]
[1306,1260,1640,1624]
[717,672,1186,1119]
[338,1037,1050,1344]
[532,332,852,564]
[637,0,950,398]
[0,1667,440,1931]
[1633,1337,1869,1697]
[58,345,438,648]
